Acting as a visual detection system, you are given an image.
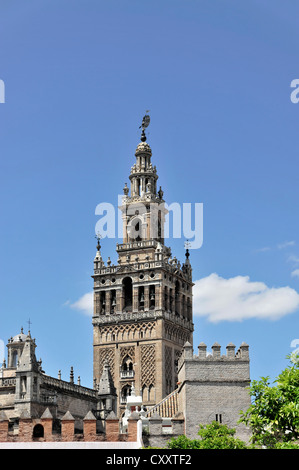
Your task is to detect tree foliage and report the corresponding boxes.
[167,421,247,449]
[239,354,299,448]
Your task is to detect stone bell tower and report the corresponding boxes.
[92,116,194,417]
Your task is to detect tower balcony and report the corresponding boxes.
[120,369,135,379]
[116,239,158,252]
[92,309,194,331]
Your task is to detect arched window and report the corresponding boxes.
[142,385,148,402]
[100,292,106,314]
[138,286,144,310]
[110,290,116,313]
[121,384,132,404]
[121,355,134,378]
[122,277,132,311]
[149,285,155,309]
[127,216,143,241]
[12,350,18,368]
[148,384,155,402]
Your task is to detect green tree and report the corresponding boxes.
[167,421,247,449]
[239,354,299,448]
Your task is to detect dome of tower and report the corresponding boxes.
[135,141,152,156]
[12,329,27,342]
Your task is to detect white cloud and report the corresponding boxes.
[277,241,295,249]
[193,273,299,323]
[253,246,271,253]
[253,241,296,253]
[291,269,299,279]
[288,255,299,265]
[70,292,93,316]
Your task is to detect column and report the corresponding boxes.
[144,285,149,311]
[105,290,110,315]
[133,286,139,312]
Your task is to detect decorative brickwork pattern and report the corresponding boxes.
[165,345,173,393]
[164,322,190,345]
[99,321,155,343]
[98,348,115,380]
[141,344,156,387]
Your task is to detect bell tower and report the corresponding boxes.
[92,115,194,416]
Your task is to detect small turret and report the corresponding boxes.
[97,361,117,418]
[94,234,105,270]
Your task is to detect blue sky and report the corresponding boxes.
[1,0,299,389]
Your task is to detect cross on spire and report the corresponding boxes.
[27,318,32,332]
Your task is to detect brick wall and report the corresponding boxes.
[0,408,139,444]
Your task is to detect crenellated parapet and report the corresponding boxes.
[176,340,251,443]
[178,341,249,371]
[177,340,250,388]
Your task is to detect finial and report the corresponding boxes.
[139,112,150,142]
[184,240,191,259]
[70,366,74,383]
[123,182,129,196]
[27,318,32,334]
[141,129,146,142]
[95,232,101,252]
[158,186,164,199]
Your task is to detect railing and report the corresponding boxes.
[93,309,193,331]
[116,240,158,251]
[120,370,135,379]
[0,377,16,387]
[93,260,164,275]
[42,375,97,400]
[40,394,57,404]
[145,388,179,418]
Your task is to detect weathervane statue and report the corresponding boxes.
[139,111,150,141]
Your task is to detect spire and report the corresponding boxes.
[126,113,161,203]
[16,333,39,372]
[95,233,101,253]
[94,233,104,268]
[69,366,74,383]
[98,360,117,397]
[182,240,192,281]
[117,114,168,245]
[184,240,191,261]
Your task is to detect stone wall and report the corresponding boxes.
[142,413,185,448]
[177,342,251,443]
